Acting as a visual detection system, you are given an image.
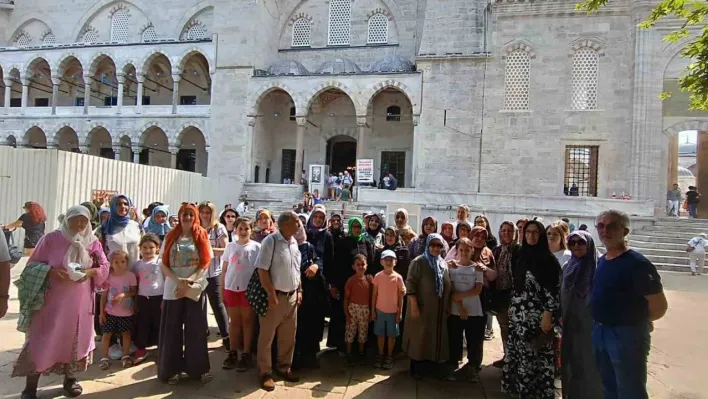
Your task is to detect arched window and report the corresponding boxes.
[42,33,57,45]
[571,47,599,110]
[328,0,351,46]
[503,50,531,110]
[292,18,311,47]
[142,26,158,42]
[367,13,388,44]
[110,9,130,42]
[83,28,99,44]
[386,106,401,122]
[187,22,208,40]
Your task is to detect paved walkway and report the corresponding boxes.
[1,261,707,399]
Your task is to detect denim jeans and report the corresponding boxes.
[592,322,650,399]
[689,203,698,218]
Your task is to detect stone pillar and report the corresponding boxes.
[132,148,140,164]
[697,132,708,218]
[83,75,92,115]
[136,76,144,114]
[171,74,181,115]
[3,78,11,114]
[113,145,122,160]
[356,116,367,159]
[246,118,256,182]
[411,115,420,188]
[78,145,89,154]
[667,134,679,189]
[51,76,60,115]
[169,145,179,169]
[20,78,29,115]
[116,73,124,114]
[295,117,306,179]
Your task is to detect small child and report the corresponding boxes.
[371,250,406,369]
[344,254,371,364]
[100,249,138,370]
[447,237,485,382]
[132,234,164,364]
[221,217,261,371]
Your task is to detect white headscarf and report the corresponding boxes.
[59,205,98,268]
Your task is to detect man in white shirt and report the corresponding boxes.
[256,211,302,391]
[236,201,249,215]
[687,233,707,275]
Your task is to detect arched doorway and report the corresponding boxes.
[326,135,357,174]
[139,127,170,167]
[88,127,114,158]
[55,126,79,152]
[177,126,208,175]
[24,127,47,148]
[253,89,297,183]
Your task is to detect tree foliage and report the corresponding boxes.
[577,0,708,110]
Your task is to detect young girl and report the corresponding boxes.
[100,249,138,370]
[221,217,261,371]
[132,234,164,364]
[447,238,485,382]
[344,254,371,364]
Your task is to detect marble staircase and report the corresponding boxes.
[630,217,708,272]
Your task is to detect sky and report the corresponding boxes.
[679,130,697,144]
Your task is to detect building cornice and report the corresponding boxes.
[492,0,630,19]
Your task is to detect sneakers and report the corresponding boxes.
[382,355,393,370]
[484,327,495,341]
[222,351,239,370]
[260,374,276,391]
[235,353,252,372]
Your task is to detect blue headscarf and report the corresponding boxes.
[145,205,171,237]
[562,231,597,298]
[98,207,110,221]
[101,195,133,236]
[423,233,446,298]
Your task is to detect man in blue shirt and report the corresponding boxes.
[591,210,668,399]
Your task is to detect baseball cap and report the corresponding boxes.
[381,250,396,259]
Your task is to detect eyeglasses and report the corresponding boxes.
[429,243,444,249]
[595,223,620,231]
[568,240,587,247]
[225,215,236,219]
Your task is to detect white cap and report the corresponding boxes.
[381,250,396,259]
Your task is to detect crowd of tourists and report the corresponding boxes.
[0,199,669,399]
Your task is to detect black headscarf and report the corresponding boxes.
[513,220,561,296]
[366,214,383,238]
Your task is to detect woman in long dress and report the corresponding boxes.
[403,233,452,380]
[13,205,110,399]
[560,231,603,399]
[501,220,561,399]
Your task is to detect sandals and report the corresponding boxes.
[121,355,134,368]
[63,378,83,398]
[99,358,110,371]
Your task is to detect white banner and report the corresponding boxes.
[356,159,374,183]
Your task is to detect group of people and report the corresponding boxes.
[0,198,669,399]
[666,183,701,218]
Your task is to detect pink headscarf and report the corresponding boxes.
[294,222,307,245]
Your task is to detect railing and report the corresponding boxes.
[3,104,210,117]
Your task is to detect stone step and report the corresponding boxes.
[637,225,708,234]
[629,235,691,245]
[630,247,690,257]
[644,254,691,266]
[629,241,687,251]
[630,231,701,240]
[654,218,708,226]
[652,262,704,273]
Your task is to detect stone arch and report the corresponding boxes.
[176,47,213,74]
[7,13,58,45]
[24,125,48,148]
[362,80,416,114]
[304,81,358,115]
[53,122,79,143]
[24,55,53,78]
[140,49,173,76]
[56,53,85,77]
[71,0,160,43]
[322,128,358,141]
[251,82,304,116]
[87,52,117,77]
[568,38,605,57]
[175,121,207,145]
[502,39,536,59]
[53,125,81,151]
[663,120,708,137]
[174,1,214,39]
[139,121,168,145]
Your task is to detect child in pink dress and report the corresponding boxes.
[99,249,137,370]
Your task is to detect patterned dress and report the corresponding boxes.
[501,271,560,399]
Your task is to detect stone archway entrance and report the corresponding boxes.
[326,135,356,174]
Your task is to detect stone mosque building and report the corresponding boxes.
[1,0,707,219]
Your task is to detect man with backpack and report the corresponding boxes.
[0,229,10,318]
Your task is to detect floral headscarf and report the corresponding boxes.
[424,233,446,297]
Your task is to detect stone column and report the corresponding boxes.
[136,76,144,114]
[667,134,679,189]
[51,76,60,115]
[132,148,140,163]
[295,117,306,179]
[246,118,256,182]
[83,75,92,115]
[79,145,89,154]
[20,78,29,115]
[411,115,420,188]
[171,74,181,115]
[3,78,11,114]
[356,116,367,159]
[113,145,122,160]
[116,73,124,114]
[169,145,179,169]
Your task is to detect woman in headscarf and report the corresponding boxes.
[98,208,110,225]
[327,217,376,353]
[168,215,178,229]
[13,205,110,398]
[145,205,171,241]
[80,201,99,231]
[444,221,472,261]
[440,221,455,248]
[294,219,327,369]
[219,207,240,243]
[501,220,561,399]
[560,231,602,399]
[2,201,47,256]
[198,201,230,350]
[394,208,411,234]
[403,233,452,380]
[158,203,213,385]
[328,213,345,241]
[100,195,141,267]
[364,212,384,248]
[473,215,498,249]
[408,216,448,259]
[252,209,276,243]
[489,221,520,368]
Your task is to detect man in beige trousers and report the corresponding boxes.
[256,211,302,391]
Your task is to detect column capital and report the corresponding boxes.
[51,75,61,86]
[295,116,307,127]
[82,74,93,82]
[116,72,125,84]
[172,73,182,83]
[112,145,123,153]
[356,116,368,127]
[78,145,89,154]
[205,146,211,154]
[136,74,145,84]
[20,77,29,86]
[168,145,180,155]
[247,117,256,127]
[412,114,420,126]
[3,77,12,86]
[132,146,141,155]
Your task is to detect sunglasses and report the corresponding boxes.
[429,243,444,249]
[568,240,587,247]
[225,215,237,219]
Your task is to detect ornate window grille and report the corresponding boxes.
[292,18,311,47]
[367,13,388,44]
[142,26,158,42]
[83,29,99,44]
[110,9,130,42]
[503,50,530,110]
[15,33,31,47]
[187,22,208,40]
[327,0,351,46]
[571,48,599,110]
[42,33,57,45]
[564,145,599,197]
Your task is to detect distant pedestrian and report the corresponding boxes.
[667,183,681,216]
[686,186,701,218]
[686,233,708,276]
[1,201,47,256]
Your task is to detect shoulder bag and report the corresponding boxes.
[4,229,23,265]
[246,235,276,317]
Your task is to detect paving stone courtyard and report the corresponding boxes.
[1,261,707,399]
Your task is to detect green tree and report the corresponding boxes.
[577,0,708,110]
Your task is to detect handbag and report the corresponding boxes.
[3,230,22,265]
[686,245,695,253]
[246,236,276,317]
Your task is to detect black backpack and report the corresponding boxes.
[3,230,22,264]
